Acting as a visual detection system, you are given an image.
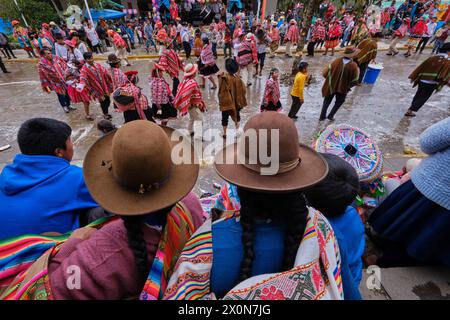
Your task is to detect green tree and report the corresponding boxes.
[0,0,59,27]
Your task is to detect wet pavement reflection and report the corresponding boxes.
[0,53,449,195]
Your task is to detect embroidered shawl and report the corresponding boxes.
[113,82,149,119]
[163,208,344,300]
[110,67,129,91]
[200,44,216,66]
[312,25,326,41]
[263,78,281,105]
[149,76,173,105]
[237,40,256,67]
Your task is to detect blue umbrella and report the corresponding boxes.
[84,9,126,21]
[0,18,12,35]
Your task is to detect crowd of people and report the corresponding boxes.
[0,0,449,301]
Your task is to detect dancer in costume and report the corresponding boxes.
[320,47,360,121]
[149,62,177,126]
[261,68,282,112]
[173,63,206,137]
[80,52,113,120]
[198,38,219,89]
[37,48,74,113]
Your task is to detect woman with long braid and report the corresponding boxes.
[164,113,344,300]
[1,121,204,300]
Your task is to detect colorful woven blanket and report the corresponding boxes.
[140,202,197,300]
[0,217,116,300]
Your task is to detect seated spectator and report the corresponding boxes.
[0,118,98,239]
[164,112,344,300]
[2,120,205,300]
[369,117,450,268]
[303,153,365,300]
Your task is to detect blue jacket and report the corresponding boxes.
[329,206,365,300]
[0,154,98,240]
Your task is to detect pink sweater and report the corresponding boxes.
[48,192,204,300]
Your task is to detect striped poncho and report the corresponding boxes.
[158,49,183,78]
[37,56,68,95]
[263,77,281,105]
[285,24,299,43]
[173,76,205,116]
[80,62,113,100]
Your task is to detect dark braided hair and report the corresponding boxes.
[122,216,149,279]
[121,207,171,280]
[237,188,309,282]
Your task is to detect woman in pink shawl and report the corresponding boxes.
[198,38,219,89]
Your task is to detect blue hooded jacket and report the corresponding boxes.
[0,154,98,240]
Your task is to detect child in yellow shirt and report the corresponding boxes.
[288,62,308,120]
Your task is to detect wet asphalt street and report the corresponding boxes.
[0,51,449,195]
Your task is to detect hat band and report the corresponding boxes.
[138,170,171,194]
[102,159,172,194]
[241,157,301,175]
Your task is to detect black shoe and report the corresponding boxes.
[327,117,335,121]
[319,117,326,121]
[3,71,11,73]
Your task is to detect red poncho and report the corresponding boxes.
[173,76,205,116]
[159,49,183,78]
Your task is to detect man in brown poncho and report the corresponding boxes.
[355,32,380,84]
[218,58,247,138]
[405,42,450,117]
[320,46,360,121]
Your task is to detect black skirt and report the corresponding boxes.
[152,103,177,120]
[369,180,450,267]
[198,60,219,76]
[123,108,154,123]
[261,101,282,112]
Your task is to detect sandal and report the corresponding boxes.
[85,115,94,121]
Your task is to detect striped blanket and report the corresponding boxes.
[0,217,117,300]
[140,202,197,300]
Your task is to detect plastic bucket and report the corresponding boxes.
[363,64,383,84]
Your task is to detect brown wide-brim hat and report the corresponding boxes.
[214,112,328,193]
[342,46,360,59]
[83,122,199,216]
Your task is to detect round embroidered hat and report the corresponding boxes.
[313,124,383,183]
[83,120,199,215]
[214,112,328,193]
